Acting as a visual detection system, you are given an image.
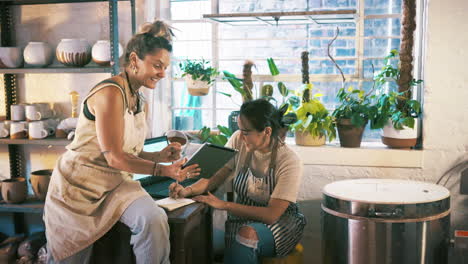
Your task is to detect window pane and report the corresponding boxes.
[309,23,356,37]
[219,0,308,13]
[310,59,356,75]
[364,18,401,37]
[308,0,357,9]
[173,109,212,130]
[219,39,308,60]
[365,0,402,15]
[363,58,398,79]
[364,38,400,57]
[173,41,212,59]
[216,81,245,108]
[219,24,308,39]
[171,0,210,20]
[172,23,212,40]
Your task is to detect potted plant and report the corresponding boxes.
[290,84,336,146]
[179,59,219,96]
[371,50,423,148]
[328,28,377,147]
[196,125,232,146]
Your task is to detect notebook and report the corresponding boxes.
[155,197,196,211]
[182,143,238,179]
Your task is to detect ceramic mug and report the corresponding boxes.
[29,169,52,201]
[25,104,42,121]
[10,104,26,121]
[1,177,27,204]
[10,121,28,139]
[0,121,9,138]
[28,121,48,140]
[35,103,54,119]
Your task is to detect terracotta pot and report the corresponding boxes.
[185,75,211,96]
[0,47,23,68]
[336,118,367,148]
[56,39,92,67]
[295,131,326,146]
[23,42,53,67]
[29,169,53,201]
[1,177,27,204]
[381,118,418,149]
[91,40,123,66]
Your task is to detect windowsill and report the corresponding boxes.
[285,138,423,168]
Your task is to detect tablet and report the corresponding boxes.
[182,143,238,179]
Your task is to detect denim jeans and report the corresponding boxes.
[224,222,276,264]
[47,195,170,264]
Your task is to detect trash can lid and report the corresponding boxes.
[322,179,450,219]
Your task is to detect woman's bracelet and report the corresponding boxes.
[186,186,193,196]
[152,162,162,177]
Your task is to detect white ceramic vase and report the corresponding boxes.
[0,47,23,68]
[91,40,123,66]
[23,42,53,67]
[56,38,91,67]
[185,75,211,96]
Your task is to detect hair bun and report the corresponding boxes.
[138,20,175,41]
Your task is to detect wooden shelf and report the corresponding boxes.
[0,137,71,146]
[0,197,44,213]
[0,66,113,74]
[0,0,130,5]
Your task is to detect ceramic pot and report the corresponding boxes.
[336,118,367,148]
[23,42,53,67]
[0,47,23,68]
[29,169,52,201]
[295,131,326,146]
[185,75,211,96]
[381,118,418,149]
[91,40,123,66]
[1,177,27,204]
[56,39,91,67]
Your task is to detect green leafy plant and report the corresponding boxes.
[371,50,423,130]
[332,86,378,128]
[197,125,233,146]
[290,84,336,141]
[179,59,219,85]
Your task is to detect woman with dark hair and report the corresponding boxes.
[170,99,306,263]
[44,20,200,264]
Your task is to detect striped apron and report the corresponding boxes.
[225,145,306,257]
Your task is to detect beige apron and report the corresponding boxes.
[44,76,149,261]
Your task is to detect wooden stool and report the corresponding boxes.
[90,222,135,264]
[261,243,303,264]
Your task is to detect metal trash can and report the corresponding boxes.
[322,179,450,264]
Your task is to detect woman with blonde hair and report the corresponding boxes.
[44,20,200,264]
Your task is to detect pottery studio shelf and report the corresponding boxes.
[0,137,71,146]
[0,197,44,213]
[0,66,114,74]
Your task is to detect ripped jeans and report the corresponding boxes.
[224,222,276,264]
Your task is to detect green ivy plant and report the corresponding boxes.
[371,50,423,130]
[290,84,336,142]
[332,86,378,128]
[179,59,219,85]
[197,125,233,146]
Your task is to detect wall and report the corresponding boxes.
[1,0,467,263]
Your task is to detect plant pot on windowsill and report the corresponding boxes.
[185,75,211,96]
[381,118,418,149]
[295,131,326,146]
[337,118,367,148]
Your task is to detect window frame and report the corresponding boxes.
[149,0,424,144]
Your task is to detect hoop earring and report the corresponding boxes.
[132,66,137,75]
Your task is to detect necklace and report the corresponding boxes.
[124,71,139,112]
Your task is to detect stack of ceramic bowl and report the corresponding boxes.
[91,40,123,66]
[0,47,23,68]
[23,42,53,67]
[56,38,91,67]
